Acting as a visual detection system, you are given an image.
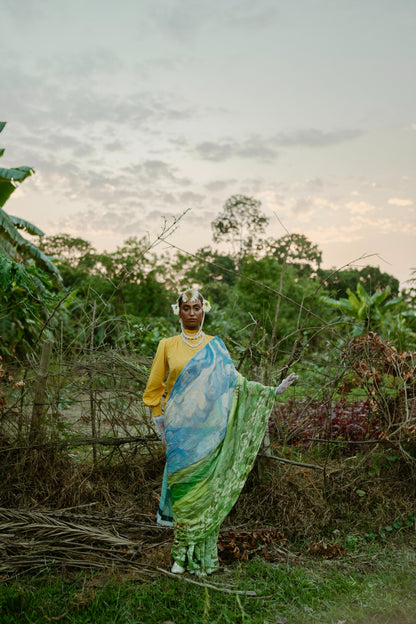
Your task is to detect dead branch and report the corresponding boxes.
[259,452,324,471]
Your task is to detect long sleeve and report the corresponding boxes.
[143,339,168,417]
[143,334,215,417]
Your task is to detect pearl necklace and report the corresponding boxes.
[181,328,205,348]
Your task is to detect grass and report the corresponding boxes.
[1,536,416,624]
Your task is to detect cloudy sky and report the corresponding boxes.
[1,0,415,286]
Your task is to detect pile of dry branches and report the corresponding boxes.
[0,507,169,579]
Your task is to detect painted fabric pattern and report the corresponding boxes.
[163,337,277,573]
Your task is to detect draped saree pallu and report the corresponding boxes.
[158,337,278,574]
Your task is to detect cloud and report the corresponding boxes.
[346,201,376,215]
[305,223,366,244]
[124,160,191,186]
[2,0,47,21]
[290,197,314,216]
[39,48,123,79]
[353,216,416,234]
[51,206,145,237]
[194,138,278,163]
[204,179,237,192]
[191,127,363,163]
[388,198,414,207]
[0,64,196,137]
[275,128,364,147]
[313,197,340,211]
[304,178,324,191]
[146,0,279,41]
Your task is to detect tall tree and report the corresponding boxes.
[211,195,269,263]
[264,233,322,276]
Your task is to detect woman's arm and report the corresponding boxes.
[143,339,168,417]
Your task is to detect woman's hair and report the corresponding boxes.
[178,289,203,308]
[171,288,211,315]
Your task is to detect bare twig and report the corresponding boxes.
[259,452,324,471]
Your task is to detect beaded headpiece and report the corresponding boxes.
[171,287,211,315]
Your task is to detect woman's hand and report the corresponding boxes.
[276,372,298,395]
[154,416,167,446]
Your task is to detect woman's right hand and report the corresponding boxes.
[154,416,166,446]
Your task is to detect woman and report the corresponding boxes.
[143,288,297,576]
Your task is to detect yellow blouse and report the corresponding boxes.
[143,332,214,417]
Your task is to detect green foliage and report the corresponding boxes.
[171,245,237,307]
[320,282,407,342]
[0,123,62,285]
[0,164,33,208]
[319,264,400,298]
[263,232,323,276]
[36,234,176,353]
[0,123,65,355]
[211,194,269,261]
[0,254,61,356]
[214,255,331,373]
[38,233,96,268]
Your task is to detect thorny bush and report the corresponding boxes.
[271,398,381,453]
[342,331,416,431]
[271,332,416,457]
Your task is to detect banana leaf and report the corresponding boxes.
[0,166,34,207]
[9,214,44,236]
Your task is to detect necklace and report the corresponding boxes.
[181,328,205,348]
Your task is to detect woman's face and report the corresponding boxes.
[180,300,204,331]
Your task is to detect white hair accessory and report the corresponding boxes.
[171,288,211,315]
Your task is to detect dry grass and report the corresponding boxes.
[1,438,416,579]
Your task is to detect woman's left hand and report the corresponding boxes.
[276,372,298,395]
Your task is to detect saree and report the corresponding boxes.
[160,337,277,574]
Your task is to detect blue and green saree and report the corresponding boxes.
[158,337,277,574]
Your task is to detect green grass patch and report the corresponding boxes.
[1,538,416,623]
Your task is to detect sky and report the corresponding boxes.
[1,0,415,287]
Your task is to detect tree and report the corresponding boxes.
[318,265,400,299]
[0,123,66,356]
[38,233,96,269]
[0,254,60,356]
[264,233,322,276]
[211,195,269,263]
[170,246,237,307]
[0,122,61,285]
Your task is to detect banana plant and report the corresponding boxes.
[0,122,62,285]
[321,282,404,337]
